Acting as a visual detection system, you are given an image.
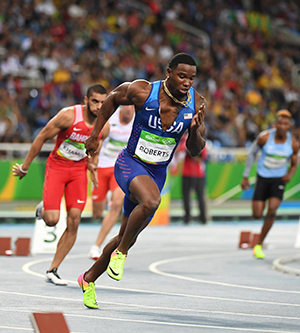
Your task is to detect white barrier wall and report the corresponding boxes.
[31,202,67,254]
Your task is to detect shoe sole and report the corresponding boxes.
[83,302,99,309]
[45,276,68,286]
[82,296,99,309]
[253,253,265,259]
[45,278,68,285]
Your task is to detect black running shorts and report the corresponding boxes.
[253,174,285,201]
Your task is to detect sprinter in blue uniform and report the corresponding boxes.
[78,53,206,308]
[241,110,299,259]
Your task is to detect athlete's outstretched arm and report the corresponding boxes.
[241,132,267,190]
[12,108,73,179]
[85,80,149,157]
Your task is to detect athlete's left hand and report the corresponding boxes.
[191,103,205,130]
[282,173,292,184]
[12,163,28,180]
[87,163,98,189]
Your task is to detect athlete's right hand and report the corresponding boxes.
[241,177,250,190]
[85,136,99,157]
[12,163,28,180]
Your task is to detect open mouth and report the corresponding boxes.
[179,88,188,94]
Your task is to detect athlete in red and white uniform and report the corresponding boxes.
[89,105,135,260]
[12,84,109,285]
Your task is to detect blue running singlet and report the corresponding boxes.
[114,80,197,219]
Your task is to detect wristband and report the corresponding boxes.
[20,165,28,174]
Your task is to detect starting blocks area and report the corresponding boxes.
[238,231,260,249]
[31,312,70,333]
[0,237,31,256]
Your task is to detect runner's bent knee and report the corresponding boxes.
[43,211,60,226]
[141,196,161,215]
[253,211,263,219]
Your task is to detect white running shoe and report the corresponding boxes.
[35,200,43,220]
[45,268,68,285]
[89,245,100,260]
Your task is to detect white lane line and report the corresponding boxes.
[0,326,32,331]
[0,291,81,303]
[22,254,87,279]
[273,256,300,276]
[21,255,300,307]
[148,252,300,294]
[66,313,297,333]
[2,287,300,319]
[0,308,297,333]
[2,301,300,322]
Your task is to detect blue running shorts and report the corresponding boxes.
[114,148,167,218]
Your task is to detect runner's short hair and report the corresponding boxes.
[276,109,292,119]
[87,84,107,98]
[168,53,196,69]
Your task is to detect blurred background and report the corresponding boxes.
[0,0,299,223]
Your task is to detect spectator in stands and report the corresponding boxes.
[0,0,299,145]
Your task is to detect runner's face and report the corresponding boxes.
[87,92,107,117]
[276,117,291,137]
[167,63,196,98]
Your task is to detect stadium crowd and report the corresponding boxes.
[0,0,299,148]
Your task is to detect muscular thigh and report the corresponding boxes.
[64,166,88,211]
[252,200,265,217]
[115,150,167,219]
[43,160,67,210]
[129,174,161,203]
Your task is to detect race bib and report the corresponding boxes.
[134,130,176,163]
[263,154,287,169]
[57,139,86,161]
[104,138,127,158]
